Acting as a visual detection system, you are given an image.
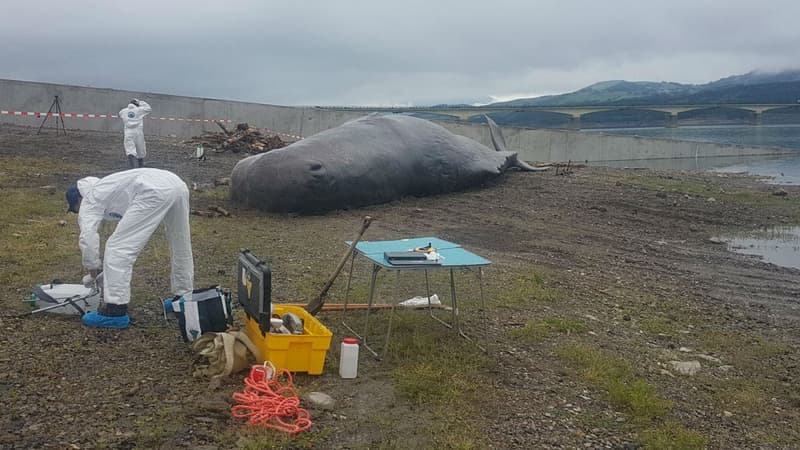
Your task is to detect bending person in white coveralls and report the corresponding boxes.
[119,99,152,169]
[65,168,194,329]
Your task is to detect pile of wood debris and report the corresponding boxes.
[184,122,287,154]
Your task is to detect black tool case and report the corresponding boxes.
[237,249,272,335]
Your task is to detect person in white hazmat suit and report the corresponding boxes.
[65,168,193,328]
[119,99,152,169]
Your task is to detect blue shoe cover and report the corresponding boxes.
[82,311,130,329]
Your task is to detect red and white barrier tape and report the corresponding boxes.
[263,129,304,140]
[0,109,304,140]
[1,109,233,123]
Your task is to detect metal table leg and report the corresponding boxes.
[342,262,385,359]
[341,251,357,331]
[451,267,487,352]
[427,269,453,329]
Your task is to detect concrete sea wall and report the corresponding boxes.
[1,79,793,162]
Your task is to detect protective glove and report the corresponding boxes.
[82,273,96,287]
[83,271,102,288]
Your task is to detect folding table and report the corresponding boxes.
[340,237,490,359]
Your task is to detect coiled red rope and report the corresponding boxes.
[231,363,312,434]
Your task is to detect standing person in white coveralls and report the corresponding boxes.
[65,168,194,328]
[119,99,152,169]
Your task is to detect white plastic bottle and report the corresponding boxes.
[339,337,360,378]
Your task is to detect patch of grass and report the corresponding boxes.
[498,269,562,308]
[0,156,91,185]
[714,379,771,414]
[0,190,81,290]
[232,427,320,449]
[640,316,679,335]
[694,330,790,372]
[384,312,488,448]
[511,317,587,342]
[557,344,671,423]
[193,185,230,202]
[132,406,183,448]
[728,190,800,210]
[639,422,708,450]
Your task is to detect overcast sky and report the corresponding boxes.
[1,1,798,106]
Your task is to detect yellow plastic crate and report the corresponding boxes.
[244,305,332,375]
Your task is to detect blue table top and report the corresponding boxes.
[347,237,491,268]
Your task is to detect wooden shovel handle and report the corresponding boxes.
[305,216,373,315]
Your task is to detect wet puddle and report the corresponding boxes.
[721,226,800,270]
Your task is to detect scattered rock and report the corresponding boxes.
[723,411,733,417]
[772,189,788,197]
[58,220,67,226]
[195,398,230,415]
[670,360,702,376]
[717,365,735,373]
[306,391,335,410]
[655,192,667,199]
[194,416,218,424]
[214,177,231,186]
[706,197,717,203]
[696,354,722,364]
[708,237,725,244]
[679,347,692,353]
[207,377,222,391]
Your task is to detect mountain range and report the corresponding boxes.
[490,70,800,107]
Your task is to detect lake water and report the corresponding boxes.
[594,125,800,269]
[586,124,800,184]
[720,227,800,270]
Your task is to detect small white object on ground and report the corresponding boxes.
[399,294,441,308]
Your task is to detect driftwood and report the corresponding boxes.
[191,205,231,218]
[184,122,287,154]
[209,205,230,217]
[215,121,232,136]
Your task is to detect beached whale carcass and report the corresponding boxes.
[230,115,541,213]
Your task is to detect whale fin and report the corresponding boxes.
[485,115,507,152]
[486,115,548,172]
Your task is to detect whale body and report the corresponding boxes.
[230,114,538,213]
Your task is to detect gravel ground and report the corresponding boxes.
[1,124,799,449]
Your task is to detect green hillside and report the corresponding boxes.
[492,70,800,107]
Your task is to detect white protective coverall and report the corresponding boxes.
[118,100,152,158]
[77,168,193,305]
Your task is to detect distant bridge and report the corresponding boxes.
[317,103,800,129]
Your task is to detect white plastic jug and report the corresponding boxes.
[339,337,359,378]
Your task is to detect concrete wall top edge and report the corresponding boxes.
[0,78,302,110]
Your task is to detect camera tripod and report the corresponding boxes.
[37,95,67,135]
